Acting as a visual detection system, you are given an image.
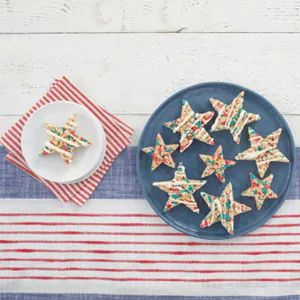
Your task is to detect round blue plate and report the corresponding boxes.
[136,82,295,239]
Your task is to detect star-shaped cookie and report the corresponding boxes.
[142,133,179,171]
[40,114,91,164]
[153,162,207,213]
[210,91,261,144]
[242,173,278,210]
[164,100,215,152]
[235,127,289,177]
[199,145,236,183]
[200,183,251,234]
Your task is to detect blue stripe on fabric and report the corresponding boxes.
[0,295,299,300]
[0,147,143,200]
[0,147,298,200]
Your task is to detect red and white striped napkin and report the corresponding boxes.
[0,76,134,206]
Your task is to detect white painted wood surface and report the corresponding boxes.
[0,0,299,33]
[0,34,299,115]
[0,1,299,146]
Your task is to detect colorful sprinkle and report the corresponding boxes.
[142,134,179,171]
[200,183,251,235]
[40,114,92,164]
[199,145,236,183]
[164,100,215,152]
[153,162,206,213]
[235,127,289,177]
[242,173,278,210]
[210,91,260,144]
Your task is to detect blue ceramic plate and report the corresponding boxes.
[136,82,295,239]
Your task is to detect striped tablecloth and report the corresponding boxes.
[0,76,133,206]
[0,147,299,299]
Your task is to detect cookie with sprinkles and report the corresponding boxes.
[199,145,236,183]
[142,133,179,171]
[210,91,261,144]
[153,162,206,213]
[40,114,91,164]
[235,127,289,178]
[200,183,251,234]
[164,100,215,152]
[242,173,278,210]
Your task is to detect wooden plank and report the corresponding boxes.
[0,114,299,146]
[0,33,299,115]
[0,0,299,33]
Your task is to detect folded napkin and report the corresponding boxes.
[0,76,134,206]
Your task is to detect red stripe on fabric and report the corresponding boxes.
[62,77,134,136]
[7,128,22,144]
[31,105,38,111]
[1,134,23,156]
[0,213,297,219]
[2,231,300,237]
[0,276,300,282]
[61,77,129,132]
[247,233,300,237]
[1,240,300,247]
[0,231,183,236]
[39,178,70,204]
[61,77,133,135]
[14,122,23,133]
[273,214,300,218]
[57,79,131,154]
[67,183,89,206]
[5,130,22,149]
[1,220,298,228]
[2,249,300,255]
[40,97,49,105]
[18,117,26,127]
[0,222,167,227]
[1,258,300,265]
[263,224,300,228]
[0,74,131,213]
[5,153,27,167]
[59,77,132,143]
[70,181,93,205]
[1,267,300,274]
[44,184,70,204]
[0,213,158,217]
[51,82,126,152]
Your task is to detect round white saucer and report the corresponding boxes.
[21,101,106,184]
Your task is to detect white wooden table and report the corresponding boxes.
[0,0,299,146]
[0,2,300,296]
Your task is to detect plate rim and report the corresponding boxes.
[21,100,106,184]
[136,81,296,240]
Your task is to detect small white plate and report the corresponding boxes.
[21,101,106,184]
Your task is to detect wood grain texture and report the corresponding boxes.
[0,33,299,115]
[0,0,300,33]
[1,114,299,146]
